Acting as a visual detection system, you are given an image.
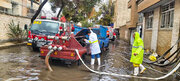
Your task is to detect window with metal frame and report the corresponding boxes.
[145,11,154,29]
[0,6,8,13]
[138,13,143,23]
[161,1,174,28]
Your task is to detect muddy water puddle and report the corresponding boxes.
[0,40,179,81]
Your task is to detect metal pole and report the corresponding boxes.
[40,0,42,16]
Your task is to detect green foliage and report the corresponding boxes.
[97,2,115,26]
[98,14,112,26]
[7,20,25,42]
[90,10,102,21]
[50,0,114,25]
[50,0,100,22]
[49,0,69,14]
[81,21,93,28]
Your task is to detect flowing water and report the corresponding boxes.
[0,40,179,81]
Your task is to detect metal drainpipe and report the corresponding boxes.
[31,0,33,9]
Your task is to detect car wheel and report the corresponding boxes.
[32,44,39,51]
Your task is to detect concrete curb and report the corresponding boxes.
[0,42,27,50]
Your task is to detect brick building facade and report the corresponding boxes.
[0,0,39,17]
[114,0,180,58]
[0,0,40,42]
[113,0,131,42]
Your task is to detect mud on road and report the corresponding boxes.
[0,40,179,81]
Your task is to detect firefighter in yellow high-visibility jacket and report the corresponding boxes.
[130,32,146,76]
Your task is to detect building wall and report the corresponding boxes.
[157,30,172,57]
[154,0,180,60]
[0,13,31,42]
[119,25,131,41]
[121,0,180,60]
[170,0,180,55]
[138,0,179,59]
[22,0,28,17]
[0,0,39,17]
[0,0,12,9]
[0,0,40,42]
[127,0,138,28]
[27,0,40,10]
[137,0,160,12]
[114,0,130,28]
[143,30,152,50]
[114,0,138,43]
[151,7,160,51]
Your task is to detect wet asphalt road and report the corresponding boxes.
[0,39,179,81]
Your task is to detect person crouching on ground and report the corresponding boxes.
[84,28,101,68]
[130,32,146,76]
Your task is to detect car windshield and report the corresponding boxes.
[31,21,59,35]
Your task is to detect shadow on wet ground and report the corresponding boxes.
[0,39,179,81]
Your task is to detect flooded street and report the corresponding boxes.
[0,40,179,81]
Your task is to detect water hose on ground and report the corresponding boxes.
[75,49,180,80]
[145,38,180,64]
[119,52,167,74]
[121,47,180,68]
[45,49,54,72]
[117,51,167,74]
[151,55,180,67]
[161,48,180,63]
[5,78,22,81]
[143,48,180,67]
[122,50,180,76]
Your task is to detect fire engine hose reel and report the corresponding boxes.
[74,49,180,80]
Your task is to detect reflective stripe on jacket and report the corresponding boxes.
[85,30,101,55]
[132,46,144,50]
[130,32,144,64]
[89,40,98,44]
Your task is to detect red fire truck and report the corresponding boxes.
[25,16,71,51]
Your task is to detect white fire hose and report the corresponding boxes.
[45,49,54,72]
[74,49,180,80]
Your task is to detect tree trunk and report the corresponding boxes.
[57,4,64,18]
[31,0,48,23]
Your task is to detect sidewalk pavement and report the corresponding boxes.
[0,41,27,49]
